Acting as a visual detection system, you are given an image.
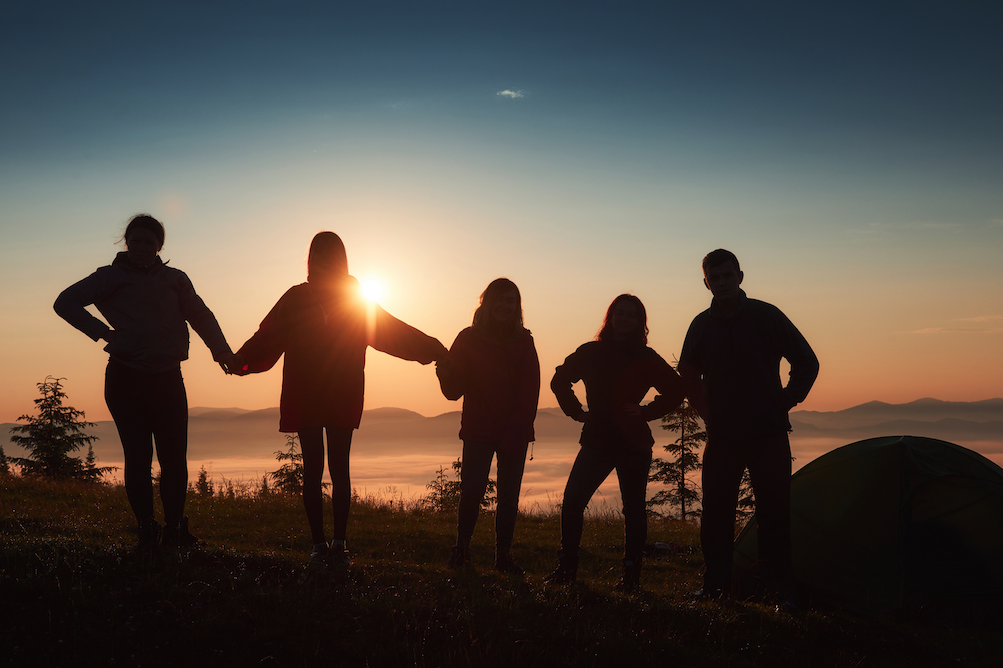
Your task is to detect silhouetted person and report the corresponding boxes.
[679,249,818,601]
[232,231,447,566]
[54,214,239,549]
[436,278,540,573]
[546,294,685,591]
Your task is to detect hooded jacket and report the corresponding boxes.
[437,326,540,453]
[54,252,231,373]
[236,277,442,432]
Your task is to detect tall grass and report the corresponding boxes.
[1,475,1001,667]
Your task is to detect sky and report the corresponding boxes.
[2,1,1002,424]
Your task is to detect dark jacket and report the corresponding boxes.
[678,290,818,439]
[437,326,540,453]
[54,252,231,373]
[236,276,442,432]
[551,340,685,453]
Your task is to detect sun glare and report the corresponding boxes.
[360,277,385,303]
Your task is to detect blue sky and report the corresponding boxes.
[2,1,1002,420]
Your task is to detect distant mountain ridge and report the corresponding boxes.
[5,400,1003,465]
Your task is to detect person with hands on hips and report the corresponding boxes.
[545,294,685,592]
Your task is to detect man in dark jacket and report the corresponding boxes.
[679,249,819,601]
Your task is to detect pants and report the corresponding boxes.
[456,441,528,553]
[701,431,792,592]
[104,358,189,527]
[560,445,652,561]
[299,426,354,545]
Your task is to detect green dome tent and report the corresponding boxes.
[733,435,1003,616]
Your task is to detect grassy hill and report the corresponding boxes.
[2,476,1001,667]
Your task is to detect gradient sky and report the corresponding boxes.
[2,1,1002,423]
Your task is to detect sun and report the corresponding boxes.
[359,277,385,303]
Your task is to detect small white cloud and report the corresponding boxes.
[497,90,525,99]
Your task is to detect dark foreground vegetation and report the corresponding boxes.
[2,477,1001,667]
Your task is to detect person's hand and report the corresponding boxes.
[622,403,642,417]
[575,409,590,423]
[431,340,449,363]
[435,355,453,376]
[219,352,246,375]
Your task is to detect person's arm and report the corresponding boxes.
[551,345,588,422]
[370,304,448,365]
[176,272,236,369]
[234,294,290,375]
[501,336,541,449]
[779,314,819,409]
[677,319,708,420]
[639,354,687,421]
[436,332,468,401]
[53,270,114,342]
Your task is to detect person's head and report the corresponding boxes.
[596,294,648,345]
[472,278,523,334]
[702,248,743,302]
[123,214,165,267]
[307,232,349,284]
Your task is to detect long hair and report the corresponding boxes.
[307,232,349,284]
[472,278,523,335]
[122,214,165,249]
[595,294,648,345]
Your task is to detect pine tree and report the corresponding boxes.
[648,397,707,521]
[8,377,111,481]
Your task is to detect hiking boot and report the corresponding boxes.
[494,550,525,575]
[543,552,578,585]
[137,518,162,550]
[161,516,199,549]
[446,544,470,569]
[615,558,641,593]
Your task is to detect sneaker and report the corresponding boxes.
[162,516,199,549]
[446,544,470,569]
[309,542,331,565]
[543,552,578,585]
[615,558,641,593]
[693,587,724,601]
[328,540,351,567]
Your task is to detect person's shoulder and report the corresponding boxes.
[744,297,789,320]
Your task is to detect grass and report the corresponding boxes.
[2,475,1002,667]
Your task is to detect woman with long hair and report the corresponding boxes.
[54,213,239,549]
[546,294,685,591]
[436,278,540,573]
[233,231,447,565]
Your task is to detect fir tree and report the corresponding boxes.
[9,377,113,482]
[648,397,707,521]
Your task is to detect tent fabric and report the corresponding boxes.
[733,435,1003,615]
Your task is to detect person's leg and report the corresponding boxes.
[560,446,615,558]
[150,369,189,530]
[494,443,528,572]
[456,441,494,547]
[616,447,653,563]
[105,360,155,526]
[700,437,747,593]
[326,426,354,543]
[747,432,793,592]
[298,427,327,545]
